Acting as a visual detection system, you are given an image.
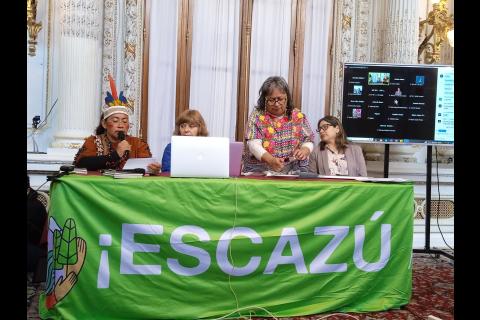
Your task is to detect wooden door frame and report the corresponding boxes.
[175,0,193,118]
[139,0,151,141]
[235,0,254,142]
[288,0,306,111]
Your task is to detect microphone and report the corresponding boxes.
[117,131,129,158]
[47,165,75,182]
[122,168,146,174]
[60,165,75,173]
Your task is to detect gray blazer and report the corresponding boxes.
[308,144,367,176]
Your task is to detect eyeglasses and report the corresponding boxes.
[316,124,333,133]
[179,123,198,130]
[265,97,287,106]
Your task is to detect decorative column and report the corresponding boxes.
[356,0,386,161]
[362,0,421,162]
[382,0,419,64]
[52,0,104,149]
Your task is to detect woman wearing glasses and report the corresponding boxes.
[161,109,209,172]
[242,76,315,173]
[308,115,367,176]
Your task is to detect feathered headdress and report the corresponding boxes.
[101,75,133,118]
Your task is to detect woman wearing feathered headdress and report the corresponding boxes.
[73,75,161,173]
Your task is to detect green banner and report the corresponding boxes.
[40,175,414,319]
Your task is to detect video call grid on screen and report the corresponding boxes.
[341,63,454,146]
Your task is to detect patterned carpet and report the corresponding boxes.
[27,253,453,320]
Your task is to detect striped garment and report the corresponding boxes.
[242,108,314,173]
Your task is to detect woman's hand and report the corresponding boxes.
[293,146,311,161]
[261,152,285,172]
[147,162,162,175]
[269,157,285,172]
[116,140,132,157]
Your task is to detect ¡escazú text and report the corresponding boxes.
[96,221,393,289]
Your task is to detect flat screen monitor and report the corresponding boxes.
[341,63,454,145]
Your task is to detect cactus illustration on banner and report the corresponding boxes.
[56,219,78,273]
[44,217,87,309]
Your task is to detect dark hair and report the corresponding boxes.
[318,115,349,152]
[173,109,209,136]
[95,113,106,135]
[255,76,294,119]
[27,175,38,200]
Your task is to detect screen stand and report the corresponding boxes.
[412,146,454,260]
[383,144,389,178]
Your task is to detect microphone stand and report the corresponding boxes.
[32,129,39,153]
[28,99,58,154]
[28,116,43,154]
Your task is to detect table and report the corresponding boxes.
[40,175,414,319]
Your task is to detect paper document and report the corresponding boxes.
[265,171,299,177]
[113,173,143,179]
[123,158,158,171]
[102,169,144,179]
[242,171,266,176]
[73,168,88,175]
[316,175,360,180]
[354,177,409,183]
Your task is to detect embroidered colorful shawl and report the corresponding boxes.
[243,108,314,172]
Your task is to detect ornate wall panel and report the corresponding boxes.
[102,0,119,104]
[102,0,145,137]
[123,0,144,136]
[354,0,370,62]
[330,0,355,118]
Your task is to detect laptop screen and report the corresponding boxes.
[170,136,230,178]
[229,142,244,177]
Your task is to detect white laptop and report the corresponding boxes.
[170,136,230,178]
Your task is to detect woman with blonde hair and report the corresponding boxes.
[161,109,209,172]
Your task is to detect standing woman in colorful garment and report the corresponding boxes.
[73,76,161,173]
[242,76,315,173]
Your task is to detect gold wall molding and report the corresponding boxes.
[27,0,43,56]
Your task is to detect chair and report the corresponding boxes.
[36,192,50,245]
[36,191,50,212]
[414,198,454,219]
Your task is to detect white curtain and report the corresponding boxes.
[147,0,179,159]
[301,0,333,145]
[248,0,291,114]
[189,0,240,139]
